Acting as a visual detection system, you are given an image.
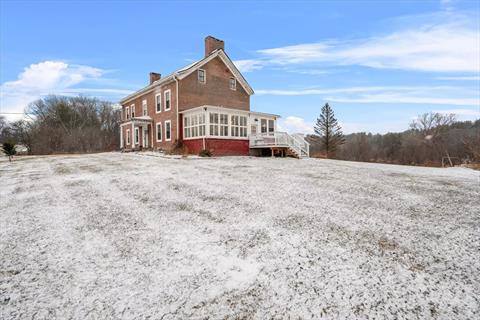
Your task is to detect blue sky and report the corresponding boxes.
[1,0,479,133]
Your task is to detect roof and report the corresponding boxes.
[179,105,281,119]
[119,50,254,104]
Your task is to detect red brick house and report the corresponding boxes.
[119,36,309,157]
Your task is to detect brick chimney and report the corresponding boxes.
[205,36,224,57]
[149,72,161,84]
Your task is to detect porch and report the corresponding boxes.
[249,132,310,158]
[120,116,153,150]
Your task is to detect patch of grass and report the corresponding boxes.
[54,164,72,175]
[378,237,399,251]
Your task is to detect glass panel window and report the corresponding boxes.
[198,69,206,83]
[131,104,135,118]
[165,121,171,141]
[268,119,275,135]
[210,113,219,136]
[229,78,236,90]
[126,107,130,120]
[142,99,147,116]
[126,129,130,144]
[155,94,161,113]
[261,119,267,134]
[231,115,247,137]
[164,90,171,111]
[220,114,228,136]
[183,114,206,139]
[240,116,247,137]
[199,113,205,136]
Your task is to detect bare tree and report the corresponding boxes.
[24,95,120,154]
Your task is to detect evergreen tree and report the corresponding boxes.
[2,141,16,162]
[314,103,345,158]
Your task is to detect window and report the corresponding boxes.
[199,113,206,136]
[198,69,206,83]
[165,120,171,141]
[229,78,236,90]
[134,127,139,145]
[155,94,161,113]
[131,104,135,118]
[126,107,130,120]
[268,119,275,135]
[219,114,228,136]
[142,99,147,116]
[231,115,247,137]
[209,113,219,136]
[209,112,228,136]
[126,129,130,145]
[261,119,267,134]
[156,123,162,142]
[164,90,171,111]
[184,113,205,139]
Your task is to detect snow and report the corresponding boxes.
[1,153,479,319]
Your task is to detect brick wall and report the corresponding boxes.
[178,57,250,112]
[121,80,178,151]
[184,138,249,156]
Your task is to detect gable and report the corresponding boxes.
[177,50,254,95]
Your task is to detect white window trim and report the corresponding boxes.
[229,77,236,91]
[156,122,162,142]
[165,120,172,141]
[183,113,206,139]
[155,93,162,114]
[142,99,148,116]
[126,106,130,120]
[181,107,277,140]
[126,129,131,145]
[164,89,171,111]
[134,127,140,145]
[198,69,206,84]
[130,104,135,118]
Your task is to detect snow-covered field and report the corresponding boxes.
[1,152,479,319]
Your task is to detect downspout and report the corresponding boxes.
[173,74,179,141]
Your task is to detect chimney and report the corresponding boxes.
[205,36,224,57]
[149,72,161,84]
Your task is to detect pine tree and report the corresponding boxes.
[314,103,345,158]
[2,141,16,162]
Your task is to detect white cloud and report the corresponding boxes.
[233,59,264,72]
[434,108,480,116]
[240,11,479,74]
[277,116,314,134]
[0,61,129,119]
[256,85,479,106]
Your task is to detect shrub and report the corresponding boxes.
[168,139,186,155]
[2,141,16,161]
[199,149,212,157]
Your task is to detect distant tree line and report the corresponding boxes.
[308,111,480,166]
[0,95,120,154]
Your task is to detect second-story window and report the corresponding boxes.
[155,94,161,113]
[126,107,130,120]
[198,69,206,83]
[131,104,135,118]
[229,78,236,90]
[142,99,147,116]
[164,90,171,111]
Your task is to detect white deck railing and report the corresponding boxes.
[249,132,310,157]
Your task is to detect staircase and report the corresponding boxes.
[249,132,310,158]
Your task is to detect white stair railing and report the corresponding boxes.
[249,132,310,157]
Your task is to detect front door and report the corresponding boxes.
[143,127,148,148]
